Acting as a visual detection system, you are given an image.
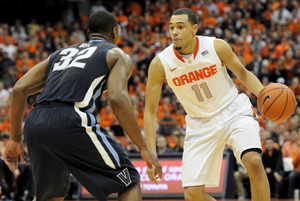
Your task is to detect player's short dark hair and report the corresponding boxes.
[172,8,198,26]
[88,10,118,35]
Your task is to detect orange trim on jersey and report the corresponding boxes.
[172,37,199,63]
[173,46,185,63]
[194,37,199,59]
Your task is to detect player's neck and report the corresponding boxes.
[90,33,107,41]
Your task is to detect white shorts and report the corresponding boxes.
[182,93,261,187]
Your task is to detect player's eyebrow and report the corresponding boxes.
[169,22,186,25]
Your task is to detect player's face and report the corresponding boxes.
[169,14,197,52]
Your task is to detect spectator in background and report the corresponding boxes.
[269,56,287,84]
[124,136,139,154]
[0,38,16,59]
[246,51,262,77]
[287,138,300,198]
[277,127,299,198]
[262,137,283,198]
[283,50,297,83]
[89,0,107,15]
[0,81,9,107]
[158,111,177,136]
[0,52,14,79]
[156,135,174,155]
[11,24,27,45]
[234,161,249,200]
[272,3,293,26]
[289,77,300,100]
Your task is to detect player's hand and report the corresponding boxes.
[4,140,25,171]
[139,146,162,184]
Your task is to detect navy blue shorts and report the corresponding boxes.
[23,103,140,201]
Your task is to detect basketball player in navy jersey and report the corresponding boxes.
[4,10,162,201]
[144,8,270,201]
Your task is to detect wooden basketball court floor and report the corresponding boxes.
[107,199,296,201]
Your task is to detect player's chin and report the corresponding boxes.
[174,45,182,50]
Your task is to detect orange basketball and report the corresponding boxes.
[257,83,297,122]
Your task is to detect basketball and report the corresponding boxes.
[257,83,297,122]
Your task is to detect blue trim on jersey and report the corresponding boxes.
[86,111,96,126]
[88,40,105,42]
[86,79,107,114]
[95,124,121,168]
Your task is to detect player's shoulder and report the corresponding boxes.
[213,38,232,55]
[157,43,173,58]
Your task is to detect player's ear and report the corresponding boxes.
[87,29,91,39]
[112,26,117,39]
[192,24,198,35]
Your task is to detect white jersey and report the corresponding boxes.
[158,36,238,117]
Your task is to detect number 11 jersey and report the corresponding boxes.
[158,36,238,118]
[36,40,116,117]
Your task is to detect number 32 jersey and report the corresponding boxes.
[158,36,238,117]
[36,40,117,116]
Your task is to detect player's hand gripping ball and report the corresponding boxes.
[257,83,297,122]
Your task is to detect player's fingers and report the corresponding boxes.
[4,156,17,171]
[146,165,158,184]
[151,157,162,179]
[19,152,26,164]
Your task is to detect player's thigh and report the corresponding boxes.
[183,116,226,187]
[55,129,140,200]
[24,107,71,201]
[226,115,261,166]
[26,142,70,201]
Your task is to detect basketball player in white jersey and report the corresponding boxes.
[144,8,270,201]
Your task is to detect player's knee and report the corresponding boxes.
[184,188,204,201]
[242,152,263,174]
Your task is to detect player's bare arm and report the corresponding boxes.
[144,56,165,155]
[144,56,165,184]
[214,39,263,97]
[10,57,49,142]
[106,48,146,148]
[107,48,162,181]
[5,57,50,171]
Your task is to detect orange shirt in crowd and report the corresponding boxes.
[52,29,69,39]
[0,35,14,45]
[203,17,217,27]
[281,140,298,157]
[171,113,186,128]
[292,148,300,172]
[274,43,289,59]
[99,108,115,129]
[15,58,35,70]
[127,2,142,17]
[283,58,297,70]
[289,84,300,95]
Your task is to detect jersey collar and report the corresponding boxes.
[173,37,199,63]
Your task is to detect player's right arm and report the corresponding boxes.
[106,48,162,182]
[5,57,50,171]
[144,56,165,183]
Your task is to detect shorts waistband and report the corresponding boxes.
[36,101,74,107]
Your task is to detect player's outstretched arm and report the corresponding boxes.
[106,48,162,182]
[214,39,263,97]
[144,56,165,184]
[5,57,50,171]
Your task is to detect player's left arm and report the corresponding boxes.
[214,38,264,97]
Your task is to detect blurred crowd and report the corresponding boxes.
[0,0,300,200]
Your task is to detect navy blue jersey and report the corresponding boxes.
[36,40,117,116]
